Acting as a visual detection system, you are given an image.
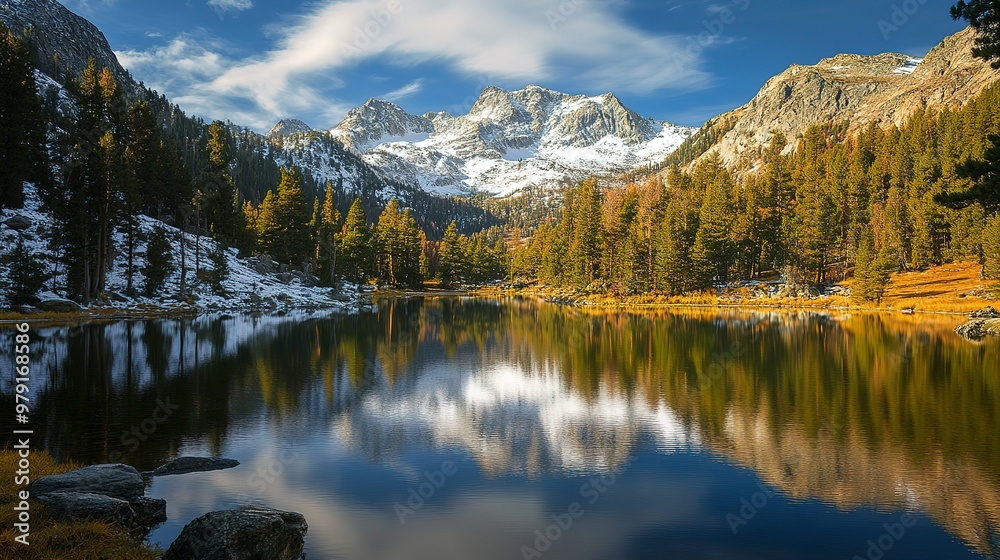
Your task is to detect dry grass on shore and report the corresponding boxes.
[0,449,161,560]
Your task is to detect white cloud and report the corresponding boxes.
[118,0,715,130]
[207,0,254,13]
[381,79,423,102]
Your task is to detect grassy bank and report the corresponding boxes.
[480,262,996,315]
[0,449,161,559]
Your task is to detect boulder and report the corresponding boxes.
[970,306,1000,319]
[4,215,32,231]
[36,297,83,313]
[130,496,168,528]
[28,464,145,500]
[275,273,294,284]
[162,505,308,560]
[36,491,135,526]
[148,457,240,477]
[955,319,1000,340]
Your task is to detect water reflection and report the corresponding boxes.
[1,299,998,559]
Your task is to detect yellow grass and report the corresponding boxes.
[490,262,996,315]
[0,449,161,560]
[874,262,996,313]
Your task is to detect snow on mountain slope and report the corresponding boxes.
[280,85,694,198]
[0,184,364,312]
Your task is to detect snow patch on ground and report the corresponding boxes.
[0,184,365,314]
[893,57,924,75]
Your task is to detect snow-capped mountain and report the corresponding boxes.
[286,85,695,197]
[266,119,314,140]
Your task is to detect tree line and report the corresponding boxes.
[509,82,1000,302]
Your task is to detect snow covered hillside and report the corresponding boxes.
[283,85,695,198]
[0,185,365,313]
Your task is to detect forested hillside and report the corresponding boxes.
[509,83,1000,302]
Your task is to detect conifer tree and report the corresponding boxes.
[2,236,49,307]
[439,221,464,285]
[268,166,312,268]
[200,121,240,243]
[0,22,49,209]
[143,227,175,297]
[317,183,341,283]
[340,198,372,283]
[952,1,1000,68]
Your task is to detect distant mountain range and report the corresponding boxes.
[269,86,695,197]
[2,0,998,200]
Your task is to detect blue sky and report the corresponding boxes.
[63,0,968,132]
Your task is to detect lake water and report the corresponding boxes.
[3,297,999,560]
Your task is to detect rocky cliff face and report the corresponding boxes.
[0,0,132,88]
[331,98,435,153]
[700,27,998,168]
[265,119,313,141]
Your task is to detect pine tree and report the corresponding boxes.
[208,242,230,295]
[567,179,604,288]
[952,1,1000,68]
[374,200,424,287]
[143,227,175,297]
[340,198,372,283]
[983,213,1000,280]
[317,183,341,283]
[852,231,893,304]
[268,166,312,268]
[2,236,49,307]
[439,221,464,285]
[691,162,735,287]
[0,22,49,209]
[200,121,240,243]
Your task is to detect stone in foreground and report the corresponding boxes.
[28,464,145,500]
[149,456,241,477]
[163,505,308,560]
[36,491,135,526]
[130,496,168,528]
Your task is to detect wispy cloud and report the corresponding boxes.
[207,0,254,13]
[118,0,718,130]
[381,79,424,102]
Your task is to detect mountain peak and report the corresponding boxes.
[266,119,313,139]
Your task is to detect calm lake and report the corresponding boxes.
[3,297,999,560]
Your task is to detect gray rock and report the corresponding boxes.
[36,297,83,313]
[958,318,1000,340]
[293,271,320,288]
[4,215,32,231]
[275,273,294,284]
[970,306,1000,319]
[149,457,240,477]
[28,464,144,500]
[249,255,277,275]
[162,505,308,560]
[36,491,136,526]
[130,496,167,528]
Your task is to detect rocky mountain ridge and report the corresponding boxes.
[695,27,998,168]
[301,84,695,197]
